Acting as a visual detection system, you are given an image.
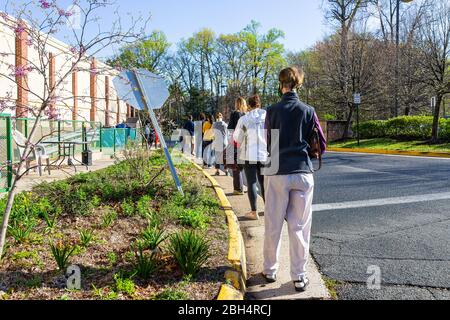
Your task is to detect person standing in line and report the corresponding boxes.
[182,115,195,155]
[144,121,151,147]
[263,67,326,292]
[202,114,215,168]
[212,112,228,176]
[227,97,247,195]
[233,95,267,221]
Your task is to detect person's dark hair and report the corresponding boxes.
[207,114,214,123]
[248,95,261,110]
[200,113,206,121]
[279,67,305,90]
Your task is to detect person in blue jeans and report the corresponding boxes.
[263,67,326,292]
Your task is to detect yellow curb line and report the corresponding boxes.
[188,159,247,301]
[328,147,450,158]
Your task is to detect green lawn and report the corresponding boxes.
[329,138,450,153]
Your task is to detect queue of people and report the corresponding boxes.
[181,66,326,293]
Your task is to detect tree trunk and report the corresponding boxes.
[343,103,354,140]
[0,111,44,260]
[431,94,443,143]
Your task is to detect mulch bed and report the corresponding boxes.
[0,158,230,300]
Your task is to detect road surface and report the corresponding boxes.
[312,152,450,300]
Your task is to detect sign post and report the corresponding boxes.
[113,69,183,195]
[354,93,361,147]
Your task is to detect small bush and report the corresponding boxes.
[50,240,77,271]
[120,198,135,217]
[356,116,450,140]
[8,216,37,243]
[101,208,118,229]
[139,226,167,251]
[153,288,188,300]
[178,209,209,229]
[113,274,135,297]
[133,245,160,279]
[79,229,94,248]
[168,230,210,277]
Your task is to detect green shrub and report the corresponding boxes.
[168,230,210,277]
[79,229,94,248]
[139,226,167,251]
[136,195,154,218]
[153,288,189,300]
[356,116,450,140]
[101,208,118,229]
[8,216,37,243]
[50,240,77,271]
[133,245,160,279]
[113,274,135,296]
[357,120,387,139]
[120,198,135,217]
[178,209,209,229]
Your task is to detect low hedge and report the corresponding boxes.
[356,116,450,140]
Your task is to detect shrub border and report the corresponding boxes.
[328,147,450,158]
[187,159,247,301]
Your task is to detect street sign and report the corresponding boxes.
[354,93,361,105]
[113,69,183,195]
[113,70,169,110]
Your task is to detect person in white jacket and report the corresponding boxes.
[233,95,268,220]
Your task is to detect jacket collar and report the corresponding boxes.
[281,91,299,102]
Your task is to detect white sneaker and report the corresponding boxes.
[294,276,310,292]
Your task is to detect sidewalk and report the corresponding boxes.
[204,167,330,300]
[1,154,119,197]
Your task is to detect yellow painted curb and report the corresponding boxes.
[217,284,244,301]
[328,147,450,158]
[187,157,247,300]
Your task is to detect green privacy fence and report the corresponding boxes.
[0,115,141,193]
[98,127,139,155]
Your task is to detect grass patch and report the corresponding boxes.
[322,276,342,300]
[330,138,450,153]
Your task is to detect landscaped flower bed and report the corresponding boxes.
[0,149,230,300]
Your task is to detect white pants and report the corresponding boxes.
[263,173,314,281]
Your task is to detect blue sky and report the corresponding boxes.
[138,0,328,52]
[4,0,329,57]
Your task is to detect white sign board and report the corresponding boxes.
[354,93,361,105]
[113,69,169,110]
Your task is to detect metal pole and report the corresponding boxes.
[6,115,13,191]
[357,103,360,147]
[99,123,103,152]
[132,70,184,195]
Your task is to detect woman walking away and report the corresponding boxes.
[212,113,228,176]
[227,97,247,195]
[233,95,267,221]
[182,115,195,155]
[263,67,326,292]
[202,114,215,168]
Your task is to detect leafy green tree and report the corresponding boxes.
[108,31,170,73]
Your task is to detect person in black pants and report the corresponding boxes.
[227,97,247,195]
[233,95,267,220]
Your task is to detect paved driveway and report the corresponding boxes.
[312,152,450,300]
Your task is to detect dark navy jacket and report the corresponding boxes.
[265,92,317,176]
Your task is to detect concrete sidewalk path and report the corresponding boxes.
[204,167,330,301]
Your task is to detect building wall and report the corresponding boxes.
[0,15,130,126]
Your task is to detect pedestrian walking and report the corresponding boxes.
[212,113,228,176]
[263,67,326,292]
[202,114,215,168]
[226,97,247,195]
[182,115,195,155]
[233,95,267,221]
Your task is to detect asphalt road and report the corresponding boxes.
[312,152,450,300]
